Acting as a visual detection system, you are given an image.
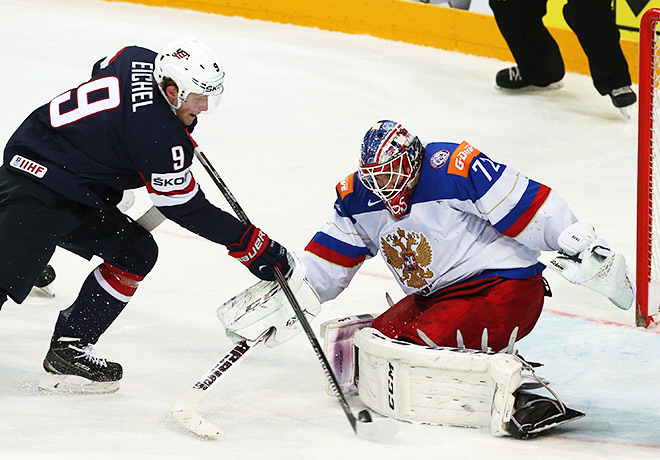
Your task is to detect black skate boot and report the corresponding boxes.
[31,264,56,298]
[40,336,122,393]
[609,86,637,118]
[495,66,562,91]
[34,265,56,288]
[609,86,637,108]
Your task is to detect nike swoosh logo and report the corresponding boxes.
[367,199,381,207]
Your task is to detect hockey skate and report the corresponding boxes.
[39,336,122,394]
[609,86,637,119]
[495,66,562,91]
[506,391,585,439]
[30,264,56,298]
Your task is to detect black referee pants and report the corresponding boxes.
[489,0,631,95]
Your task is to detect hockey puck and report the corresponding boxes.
[357,409,372,423]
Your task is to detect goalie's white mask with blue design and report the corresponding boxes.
[358,120,424,218]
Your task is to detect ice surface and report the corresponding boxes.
[0,1,658,459]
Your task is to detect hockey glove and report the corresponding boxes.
[217,252,321,348]
[549,222,634,310]
[227,225,291,281]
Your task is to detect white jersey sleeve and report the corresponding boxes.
[301,206,376,303]
[439,142,577,252]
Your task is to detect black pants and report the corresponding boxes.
[0,167,157,304]
[489,0,631,94]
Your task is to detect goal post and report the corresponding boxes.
[637,8,660,327]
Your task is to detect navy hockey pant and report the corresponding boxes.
[0,168,158,343]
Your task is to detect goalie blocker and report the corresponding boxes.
[321,315,584,439]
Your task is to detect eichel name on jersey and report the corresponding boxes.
[302,141,577,303]
[4,46,245,245]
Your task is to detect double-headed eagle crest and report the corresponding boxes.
[381,228,434,289]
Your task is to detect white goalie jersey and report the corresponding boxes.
[302,141,578,302]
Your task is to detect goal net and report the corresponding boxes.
[637,8,660,327]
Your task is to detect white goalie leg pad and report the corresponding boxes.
[216,253,321,348]
[354,328,522,436]
[319,314,377,396]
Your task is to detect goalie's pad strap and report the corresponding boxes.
[506,391,585,439]
[354,327,522,436]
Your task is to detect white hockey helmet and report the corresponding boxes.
[154,36,225,112]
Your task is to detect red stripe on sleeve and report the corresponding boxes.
[305,240,365,268]
[502,184,552,238]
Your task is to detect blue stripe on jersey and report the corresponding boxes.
[493,180,541,234]
[310,232,373,259]
[467,262,545,282]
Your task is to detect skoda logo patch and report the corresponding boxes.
[429,149,450,169]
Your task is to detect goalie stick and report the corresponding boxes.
[168,146,396,441]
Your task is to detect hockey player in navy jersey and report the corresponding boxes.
[0,36,289,392]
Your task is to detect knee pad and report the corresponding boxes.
[108,232,158,277]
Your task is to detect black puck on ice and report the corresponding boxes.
[357,409,372,423]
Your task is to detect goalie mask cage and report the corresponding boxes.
[637,8,660,327]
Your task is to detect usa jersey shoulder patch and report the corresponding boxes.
[447,141,481,178]
[336,173,355,200]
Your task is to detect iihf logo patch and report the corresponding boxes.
[10,155,47,178]
[429,149,450,169]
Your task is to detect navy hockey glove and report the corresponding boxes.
[227,225,291,281]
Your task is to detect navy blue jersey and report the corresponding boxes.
[3,46,245,245]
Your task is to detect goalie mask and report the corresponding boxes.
[358,120,424,218]
[154,36,225,112]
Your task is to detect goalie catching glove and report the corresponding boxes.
[217,252,321,347]
[227,225,290,281]
[548,222,634,310]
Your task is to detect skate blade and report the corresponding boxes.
[38,373,120,394]
[495,81,563,92]
[618,105,631,119]
[30,285,55,298]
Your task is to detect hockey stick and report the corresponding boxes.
[170,340,253,437]
[185,146,395,440]
[127,202,254,437]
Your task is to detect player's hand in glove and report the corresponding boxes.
[227,225,290,281]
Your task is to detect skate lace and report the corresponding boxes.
[71,344,108,368]
[508,67,522,81]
